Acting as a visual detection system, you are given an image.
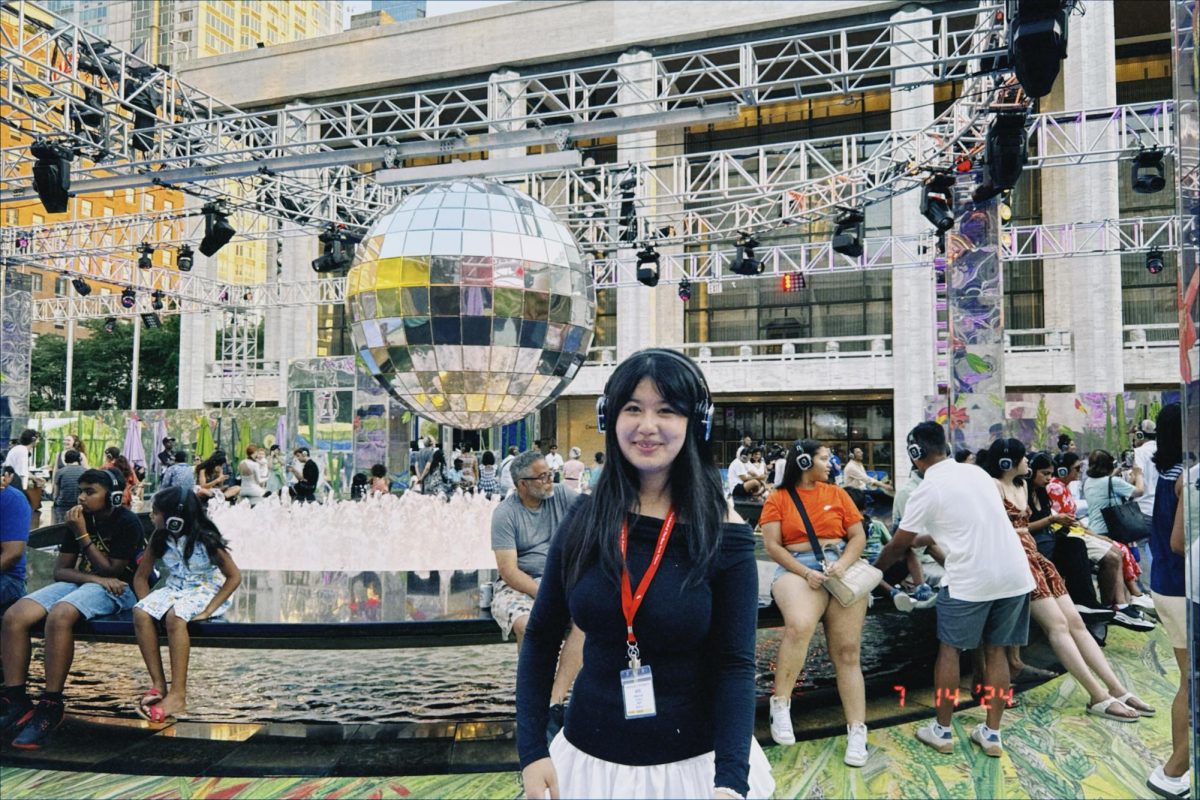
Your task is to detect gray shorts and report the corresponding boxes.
[935,587,1030,650]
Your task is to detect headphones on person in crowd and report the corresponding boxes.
[906,431,925,463]
[1133,419,1155,441]
[1053,453,1069,479]
[102,468,125,508]
[165,490,186,534]
[997,439,1016,472]
[795,441,816,471]
[595,349,714,441]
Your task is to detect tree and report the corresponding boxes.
[28,316,180,411]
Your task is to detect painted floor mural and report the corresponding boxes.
[0,626,1182,799]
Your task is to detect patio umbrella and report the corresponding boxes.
[275,414,287,451]
[123,417,147,469]
[152,417,170,457]
[233,417,251,461]
[195,416,215,461]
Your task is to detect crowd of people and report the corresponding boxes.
[0,351,1193,797]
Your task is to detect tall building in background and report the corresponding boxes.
[370,1,426,22]
[42,1,343,284]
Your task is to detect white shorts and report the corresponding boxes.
[1077,533,1118,564]
[548,731,775,799]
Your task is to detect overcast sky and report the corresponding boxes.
[344,1,514,26]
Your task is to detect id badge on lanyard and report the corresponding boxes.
[618,509,676,720]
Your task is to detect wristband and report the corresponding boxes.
[714,788,745,800]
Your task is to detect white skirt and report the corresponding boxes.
[548,732,775,799]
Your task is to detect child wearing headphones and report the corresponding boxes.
[131,486,241,723]
[0,468,147,749]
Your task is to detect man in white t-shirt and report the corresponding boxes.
[1131,419,1158,577]
[874,421,1033,760]
[726,451,751,496]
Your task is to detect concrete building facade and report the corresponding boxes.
[174,1,1180,471]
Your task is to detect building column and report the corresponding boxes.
[1041,1,1123,392]
[615,49,679,360]
[889,5,937,482]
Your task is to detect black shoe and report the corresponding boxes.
[10,698,64,750]
[0,695,34,739]
[1112,608,1156,632]
[1075,604,1116,622]
[546,703,566,747]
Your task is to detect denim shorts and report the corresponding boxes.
[0,573,27,609]
[935,587,1030,650]
[772,542,844,584]
[23,580,137,620]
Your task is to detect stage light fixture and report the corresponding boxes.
[677,276,692,302]
[177,245,194,271]
[120,287,136,309]
[140,312,162,329]
[921,173,957,232]
[71,277,91,296]
[31,139,74,214]
[151,289,165,310]
[730,232,763,276]
[137,243,154,270]
[103,316,116,333]
[974,110,1028,203]
[311,226,362,273]
[1131,147,1166,194]
[15,233,31,249]
[618,173,638,244]
[635,244,660,288]
[831,207,865,258]
[1145,248,1164,275]
[199,203,235,257]
[780,272,807,292]
[1008,0,1069,98]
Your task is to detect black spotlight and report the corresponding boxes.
[140,312,162,329]
[199,203,235,257]
[677,276,692,302]
[120,287,136,309]
[635,244,660,287]
[730,232,763,276]
[151,289,165,310]
[1132,147,1166,194]
[974,110,1029,203]
[31,139,74,214]
[1008,0,1069,99]
[1145,248,1164,275]
[137,243,154,270]
[71,277,91,296]
[921,173,957,232]
[103,316,117,333]
[831,207,865,258]
[311,227,361,273]
[177,245,194,272]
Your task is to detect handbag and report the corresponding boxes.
[785,487,883,607]
[1098,476,1151,545]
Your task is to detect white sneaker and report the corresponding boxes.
[844,723,868,767]
[1129,594,1156,611]
[1146,766,1191,799]
[769,696,795,746]
[915,721,954,754]
[970,723,1003,757]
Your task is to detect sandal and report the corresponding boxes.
[134,688,164,720]
[1013,665,1058,683]
[1113,692,1156,717]
[1087,697,1139,723]
[146,704,176,724]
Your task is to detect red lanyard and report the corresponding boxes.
[619,508,677,647]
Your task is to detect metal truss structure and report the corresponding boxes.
[29,215,1191,322]
[3,0,1019,245]
[216,310,258,408]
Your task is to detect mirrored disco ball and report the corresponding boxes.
[346,179,596,429]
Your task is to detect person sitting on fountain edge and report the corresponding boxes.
[0,468,147,749]
[490,449,585,741]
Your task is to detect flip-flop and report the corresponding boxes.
[1013,665,1058,683]
[1087,697,1139,723]
[1113,692,1156,717]
[146,704,176,724]
[134,689,164,720]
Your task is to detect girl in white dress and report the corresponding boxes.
[131,486,241,722]
[238,444,271,506]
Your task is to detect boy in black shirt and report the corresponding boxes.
[0,468,145,749]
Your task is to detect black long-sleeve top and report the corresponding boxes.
[515,509,759,796]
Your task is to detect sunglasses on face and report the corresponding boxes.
[519,472,554,483]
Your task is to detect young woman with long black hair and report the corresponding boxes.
[131,486,241,722]
[516,349,773,799]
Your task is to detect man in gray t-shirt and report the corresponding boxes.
[490,450,583,710]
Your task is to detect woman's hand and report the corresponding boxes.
[522,757,559,799]
[1052,513,1075,526]
[804,568,826,590]
[190,612,211,622]
[825,558,848,579]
